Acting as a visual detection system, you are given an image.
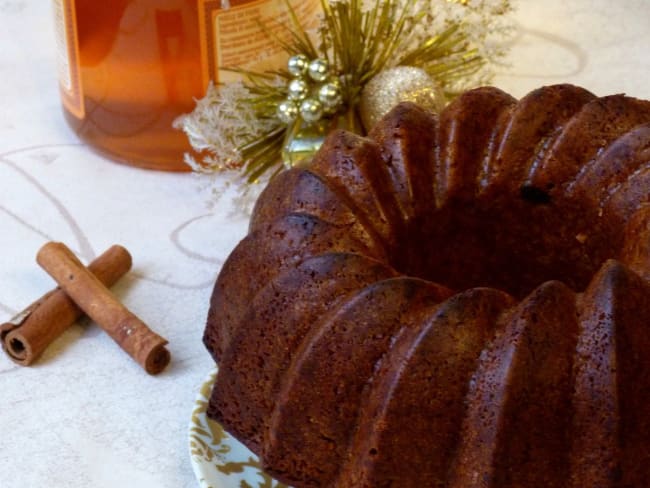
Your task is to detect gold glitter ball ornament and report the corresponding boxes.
[359,66,446,131]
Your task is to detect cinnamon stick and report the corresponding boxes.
[36,242,170,375]
[0,245,132,366]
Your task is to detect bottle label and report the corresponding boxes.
[53,0,84,118]
[198,0,322,86]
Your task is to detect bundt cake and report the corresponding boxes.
[203,84,650,487]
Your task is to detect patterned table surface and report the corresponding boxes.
[0,1,648,487]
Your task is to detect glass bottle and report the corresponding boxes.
[53,0,322,171]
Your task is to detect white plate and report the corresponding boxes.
[189,368,289,488]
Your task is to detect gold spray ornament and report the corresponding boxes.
[176,0,515,197]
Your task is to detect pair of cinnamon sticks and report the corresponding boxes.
[0,242,170,375]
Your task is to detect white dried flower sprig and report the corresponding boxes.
[174,81,283,173]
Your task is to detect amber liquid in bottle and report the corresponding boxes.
[63,0,202,171]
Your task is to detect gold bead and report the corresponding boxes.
[288,54,309,77]
[300,98,324,123]
[308,58,330,82]
[277,100,299,124]
[288,78,309,101]
[318,82,343,110]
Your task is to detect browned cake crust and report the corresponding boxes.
[204,84,650,487]
[208,252,397,452]
[448,281,579,488]
[338,288,514,487]
[204,212,379,361]
[263,278,452,486]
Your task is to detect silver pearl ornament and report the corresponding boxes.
[287,78,309,101]
[277,100,299,124]
[318,82,343,110]
[300,98,324,123]
[308,58,329,82]
[287,54,309,77]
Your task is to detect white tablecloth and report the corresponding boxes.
[1,1,648,487]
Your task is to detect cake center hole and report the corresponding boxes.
[397,198,618,299]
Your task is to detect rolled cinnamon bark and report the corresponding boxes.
[36,242,170,375]
[0,245,132,366]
